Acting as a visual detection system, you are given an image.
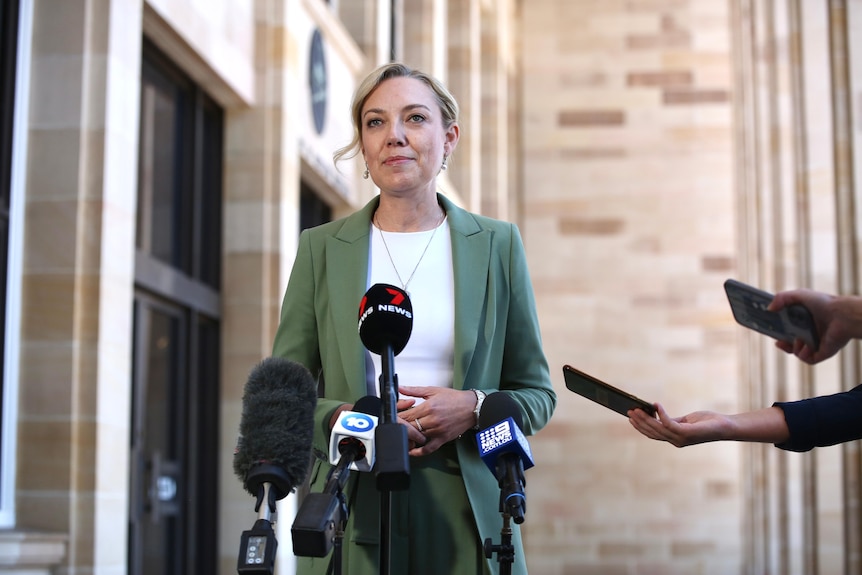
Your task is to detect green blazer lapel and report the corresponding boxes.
[440,194,490,391]
[326,198,379,396]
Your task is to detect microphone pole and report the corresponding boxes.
[237,465,291,575]
[379,342,394,575]
[476,392,535,575]
[357,284,413,575]
[484,512,514,575]
[372,329,410,575]
[379,342,398,428]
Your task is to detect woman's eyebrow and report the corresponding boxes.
[363,103,432,118]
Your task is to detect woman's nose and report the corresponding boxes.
[386,122,405,145]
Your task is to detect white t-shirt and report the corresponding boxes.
[368,218,455,403]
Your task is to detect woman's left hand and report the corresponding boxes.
[397,386,477,456]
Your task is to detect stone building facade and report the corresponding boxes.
[0,1,859,574]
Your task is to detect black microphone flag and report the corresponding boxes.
[358,283,413,356]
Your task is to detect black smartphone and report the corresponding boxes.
[562,365,656,417]
[724,279,819,351]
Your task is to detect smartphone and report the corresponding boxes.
[562,365,656,417]
[724,279,819,351]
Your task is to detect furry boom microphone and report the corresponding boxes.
[234,357,317,574]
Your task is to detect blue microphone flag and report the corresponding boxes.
[477,416,534,474]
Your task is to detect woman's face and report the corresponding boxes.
[360,76,459,196]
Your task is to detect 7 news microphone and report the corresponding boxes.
[291,395,381,557]
[476,392,535,524]
[233,357,317,575]
[358,283,413,491]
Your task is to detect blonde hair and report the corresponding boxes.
[333,62,460,166]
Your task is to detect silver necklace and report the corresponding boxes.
[374,210,446,295]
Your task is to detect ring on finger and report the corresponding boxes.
[415,418,424,432]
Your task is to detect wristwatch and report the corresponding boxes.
[471,389,487,429]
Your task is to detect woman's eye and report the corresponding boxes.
[408,114,425,123]
[366,118,382,128]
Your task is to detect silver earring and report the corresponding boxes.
[363,163,370,179]
[441,156,448,171]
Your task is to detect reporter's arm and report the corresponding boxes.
[774,384,862,451]
[628,403,789,448]
[727,407,790,443]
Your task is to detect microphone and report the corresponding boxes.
[292,396,381,558]
[357,283,413,355]
[357,283,413,491]
[234,357,317,575]
[476,392,535,524]
[328,395,380,472]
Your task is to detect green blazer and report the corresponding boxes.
[273,193,556,574]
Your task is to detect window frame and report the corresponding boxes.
[128,39,222,575]
[0,0,31,528]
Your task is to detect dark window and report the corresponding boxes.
[129,39,222,575]
[300,180,332,231]
[136,43,222,290]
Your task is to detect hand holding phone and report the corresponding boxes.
[724,279,820,351]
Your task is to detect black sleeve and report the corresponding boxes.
[773,384,862,452]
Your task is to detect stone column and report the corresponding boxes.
[17,0,142,573]
[446,0,480,210]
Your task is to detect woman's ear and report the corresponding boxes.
[444,123,460,156]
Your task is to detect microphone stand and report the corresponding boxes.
[483,511,515,575]
[237,463,290,574]
[482,454,524,575]
[321,456,351,575]
[374,343,410,575]
[330,492,348,575]
[327,500,347,575]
